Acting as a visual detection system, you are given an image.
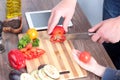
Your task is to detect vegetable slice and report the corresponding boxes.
[43,64,60,79]
[38,69,54,80]
[50,26,66,43]
[30,70,41,80]
[20,73,35,80]
[8,49,26,70]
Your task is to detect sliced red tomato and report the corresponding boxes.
[78,51,91,63]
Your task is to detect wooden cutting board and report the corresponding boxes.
[18,31,87,80]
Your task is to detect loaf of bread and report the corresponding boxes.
[3,16,22,34]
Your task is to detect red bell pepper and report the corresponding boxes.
[8,49,26,70]
[50,26,66,43]
[50,26,65,35]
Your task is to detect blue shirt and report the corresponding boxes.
[102,68,120,80]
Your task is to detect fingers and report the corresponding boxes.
[48,12,61,34]
[89,21,106,43]
[88,21,103,33]
[91,33,106,44]
[72,49,83,65]
[91,33,100,42]
[48,13,69,34]
[63,17,71,32]
[72,49,92,69]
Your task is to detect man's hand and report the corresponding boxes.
[48,0,77,34]
[89,16,120,43]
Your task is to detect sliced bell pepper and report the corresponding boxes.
[8,49,26,70]
[50,26,66,43]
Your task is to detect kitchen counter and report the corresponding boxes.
[0,0,115,80]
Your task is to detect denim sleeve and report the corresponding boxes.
[102,68,120,80]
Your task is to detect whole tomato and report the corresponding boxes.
[78,51,91,63]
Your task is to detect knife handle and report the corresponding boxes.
[88,32,95,36]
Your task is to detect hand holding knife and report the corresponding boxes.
[40,25,95,40]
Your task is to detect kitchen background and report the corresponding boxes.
[78,0,104,26]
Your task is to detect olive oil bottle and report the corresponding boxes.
[6,0,21,19]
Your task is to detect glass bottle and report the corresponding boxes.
[6,0,21,19]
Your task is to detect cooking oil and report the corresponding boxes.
[6,0,21,19]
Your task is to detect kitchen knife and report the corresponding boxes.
[39,32,95,40]
[65,32,94,40]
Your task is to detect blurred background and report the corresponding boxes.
[78,0,104,26]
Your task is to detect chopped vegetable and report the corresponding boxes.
[8,49,26,70]
[20,44,45,60]
[38,64,60,80]
[18,34,40,49]
[50,26,65,35]
[30,70,41,80]
[20,73,35,80]
[43,64,60,79]
[32,38,39,47]
[18,34,31,49]
[50,26,66,43]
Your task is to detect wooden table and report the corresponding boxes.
[0,0,115,80]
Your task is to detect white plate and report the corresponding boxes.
[25,10,73,30]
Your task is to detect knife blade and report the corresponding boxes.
[65,32,94,40]
[39,32,95,40]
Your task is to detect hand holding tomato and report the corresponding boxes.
[72,49,100,73]
[72,49,106,77]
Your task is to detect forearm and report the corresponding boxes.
[102,68,120,80]
[92,65,120,80]
[92,64,106,77]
